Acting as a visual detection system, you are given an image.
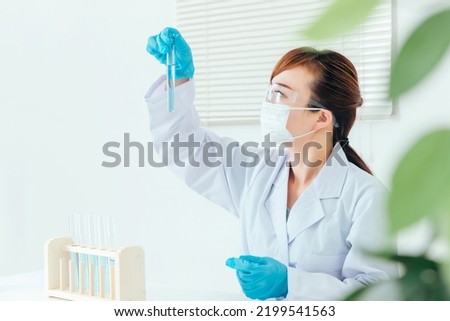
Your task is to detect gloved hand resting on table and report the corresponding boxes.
[226,255,288,300]
[146,27,195,79]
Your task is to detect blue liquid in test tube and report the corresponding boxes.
[167,34,176,112]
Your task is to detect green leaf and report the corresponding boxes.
[393,255,450,300]
[388,129,450,233]
[442,258,450,295]
[390,9,450,98]
[441,214,450,288]
[302,0,381,39]
[345,253,450,300]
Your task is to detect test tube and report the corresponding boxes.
[166,34,176,112]
[96,215,106,298]
[88,214,100,295]
[99,215,115,298]
[68,213,79,291]
[108,216,116,298]
[79,213,90,294]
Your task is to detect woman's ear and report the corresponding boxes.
[314,110,333,129]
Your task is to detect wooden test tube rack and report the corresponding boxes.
[45,237,146,300]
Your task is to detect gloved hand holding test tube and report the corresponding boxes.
[166,34,176,112]
[146,27,195,110]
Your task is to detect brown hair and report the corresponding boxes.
[270,47,372,175]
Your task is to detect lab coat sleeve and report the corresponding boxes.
[287,181,394,300]
[144,76,255,217]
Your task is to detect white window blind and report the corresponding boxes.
[176,0,393,125]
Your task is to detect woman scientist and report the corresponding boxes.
[144,27,393,300]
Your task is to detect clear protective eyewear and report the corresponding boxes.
[264,83,339,127]
[264,83,325,109]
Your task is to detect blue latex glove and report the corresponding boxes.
[146,27,195,79]
[225,255,288,300]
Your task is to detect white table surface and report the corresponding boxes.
[0,271,246,301]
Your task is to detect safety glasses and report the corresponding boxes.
[264,83,325,109]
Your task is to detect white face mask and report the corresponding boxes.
[260,101,322,143]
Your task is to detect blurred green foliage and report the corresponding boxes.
[303,0,450,300]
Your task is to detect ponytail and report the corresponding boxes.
[338,139,372,175]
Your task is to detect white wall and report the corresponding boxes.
[0,0,242,295]
[1,0,449,297]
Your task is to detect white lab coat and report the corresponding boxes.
[144,76,392,300]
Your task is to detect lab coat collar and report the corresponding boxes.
[312,142,350,199]
[265,143,350,245]
[271,142,350,199]
[287,185,324,243]
[288,143,350,243]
